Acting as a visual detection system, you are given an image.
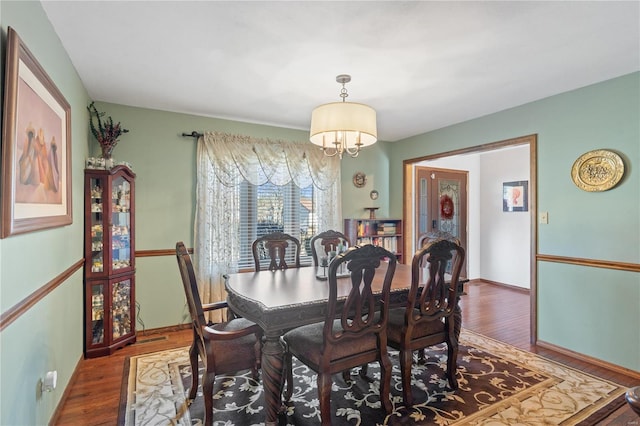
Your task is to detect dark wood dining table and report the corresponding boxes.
[224,263,463,425]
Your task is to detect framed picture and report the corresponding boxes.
[1,27,72,238]
[503,181,528,212]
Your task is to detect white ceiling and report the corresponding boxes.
[41,1,639,142]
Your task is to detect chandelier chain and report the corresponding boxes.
[340,86,349,102]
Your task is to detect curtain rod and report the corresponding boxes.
[181,131,203,138]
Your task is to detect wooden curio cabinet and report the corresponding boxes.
[83,165,136,358]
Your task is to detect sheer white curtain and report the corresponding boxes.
[194,131,341,322]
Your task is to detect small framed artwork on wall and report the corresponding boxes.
[503,181,528,212]
[1,27,72,238]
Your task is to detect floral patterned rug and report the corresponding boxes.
[118,329,626,425]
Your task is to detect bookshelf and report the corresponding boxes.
[344,218,403,262]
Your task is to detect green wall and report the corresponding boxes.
[1,1,90,424]
[1,2,637,424]
[388,72,640,371]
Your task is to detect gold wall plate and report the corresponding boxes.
[571,149,624,192]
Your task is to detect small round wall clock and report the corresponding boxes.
[352,171,367,188]
[571,149,624,192]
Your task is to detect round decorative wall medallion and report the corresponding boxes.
[352,171,367,188]
[369,190,379,200]
[571,149,624,192]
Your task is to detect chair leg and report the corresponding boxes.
[342,363,368,382]
[283,351,294,401]
[202,369,215,426]
[252,336,262,381]
[359,363,369,378]
[318,373,333,426]
[379,351,393,414]
[188,343,199,401]
[399,349,414,407]
[447,337,459,390]
[417,348,427,364]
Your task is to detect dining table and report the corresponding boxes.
[224,262,465,425]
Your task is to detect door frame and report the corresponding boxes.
[402,134,538,344]
[414,166,469,277]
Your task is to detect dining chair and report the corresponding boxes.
[310,229,350,266]
[311,230,369,382]
[282,244,396,425]
[252,231,301,271]
[386,238,465,407]
[175,242,263,426]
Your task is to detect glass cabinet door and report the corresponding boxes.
[111,176,131,271]
[111,278,132,340]
[90,283,105,345]
[89,177,105,273]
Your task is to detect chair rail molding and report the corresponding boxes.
[0,258,84,331]
[536,254,640,273]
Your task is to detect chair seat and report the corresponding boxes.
[284,319,378,368]
[209,316,258,333]
[207,318,261,369]
[386,308,446,343]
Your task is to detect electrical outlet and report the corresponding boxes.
[540,212,549,224]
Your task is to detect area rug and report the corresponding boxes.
[118,329,627,425]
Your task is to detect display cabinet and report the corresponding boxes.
[344,218,403,263]
[84,165,136,358]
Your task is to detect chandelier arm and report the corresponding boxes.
[343,145,361,156]
[321,146,340,157]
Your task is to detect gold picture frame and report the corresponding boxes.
[1,27,72,238]
[571,149,624,192]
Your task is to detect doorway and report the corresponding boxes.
[415,166,468,276]
[402,134,538,344]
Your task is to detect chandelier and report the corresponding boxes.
[309,74,377,158]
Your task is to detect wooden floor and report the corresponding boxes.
[53,281,637,425]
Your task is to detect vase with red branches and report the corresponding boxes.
[87,102,129,159]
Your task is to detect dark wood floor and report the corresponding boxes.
[53,281,637,425]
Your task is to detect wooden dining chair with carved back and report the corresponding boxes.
[310,229,350,266]
[175,242,263,426]
[386,238,465,407]
[309,229,371,384]
[310,229,368,382]
[252,231,301,271]
[415,230,463,364]
[282,244,397,425]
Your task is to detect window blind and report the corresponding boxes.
[238,181,317,270]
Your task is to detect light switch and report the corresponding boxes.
[540,212,548,224]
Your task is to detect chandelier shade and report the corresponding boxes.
[309,75,377,158]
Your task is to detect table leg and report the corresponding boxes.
[262,331,285,426]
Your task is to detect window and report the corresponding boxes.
[194,132,341,319]
[238,181,317,270]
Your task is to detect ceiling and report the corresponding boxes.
[41,1,639,142]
